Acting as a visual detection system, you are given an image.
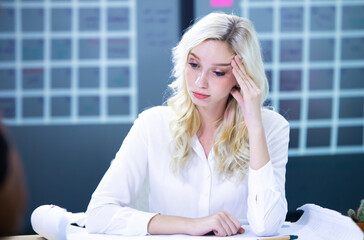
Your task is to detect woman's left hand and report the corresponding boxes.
[230,55,263,130]
[230,56,270,170]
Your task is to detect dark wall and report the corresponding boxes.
[9,124,130,233]
[286,154,364,221]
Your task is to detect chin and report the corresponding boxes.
[191,99,209,108]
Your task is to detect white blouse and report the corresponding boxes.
[86,106,290,236]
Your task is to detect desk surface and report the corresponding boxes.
[1,235,45,240]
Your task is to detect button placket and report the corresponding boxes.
[197,155,212,217]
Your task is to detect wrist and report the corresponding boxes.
[186,217,212,236]
[182,217,195,235]
[185,218,204,236]
[247,122,265,136]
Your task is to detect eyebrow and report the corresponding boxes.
[189,52,232,67]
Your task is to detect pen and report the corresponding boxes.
[257,235,298,240]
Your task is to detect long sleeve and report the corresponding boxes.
[247,111,290,236]
[85,112,158,236]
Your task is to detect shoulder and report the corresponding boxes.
[137,106,172,126]
[261,108,289,134]
[262,108,288,126]
[139,105,172,119]
[134,106,172,141]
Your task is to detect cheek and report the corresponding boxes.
[185,68,196,86]
[211,79,235,96]
[221,78,237,96]
[224,75,238,91]
[230,74,238,86]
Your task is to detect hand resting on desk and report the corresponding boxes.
[148,210,245,237]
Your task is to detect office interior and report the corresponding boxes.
[0,0,363,235]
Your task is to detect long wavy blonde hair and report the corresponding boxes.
[168,12,269,180]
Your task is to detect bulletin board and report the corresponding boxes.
[0,0,138,124]
[195,0,364,157]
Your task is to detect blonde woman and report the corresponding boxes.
[86,12,289,237]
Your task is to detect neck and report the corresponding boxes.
[197,106,224,134]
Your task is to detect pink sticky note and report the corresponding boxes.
[211,0,233,7]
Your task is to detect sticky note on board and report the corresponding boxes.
[211,0,233,7]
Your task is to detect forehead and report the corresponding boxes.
[189,40,235,63]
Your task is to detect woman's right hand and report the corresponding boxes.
[148,210,245,237]
[188,210,245,237]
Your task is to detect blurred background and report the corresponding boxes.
[0,0,363,234]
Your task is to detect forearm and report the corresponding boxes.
[147,214,192,235]
[248,123,270,170]
[247,198,286,236]
[246,111,289,236]
[148,211,245,237]
[86,204,157,235]
[247,161,287,236]
[247,185,287,236]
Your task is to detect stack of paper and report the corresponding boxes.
[274,204,363,240]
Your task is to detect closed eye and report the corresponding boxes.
[214,71,225,76]
[189,62,198,68]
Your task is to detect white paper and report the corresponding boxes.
[275,204,364,240]
[31,205,86,240]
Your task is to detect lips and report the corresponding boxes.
[192,91,210,99]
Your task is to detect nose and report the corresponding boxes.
[195,72,208,88]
